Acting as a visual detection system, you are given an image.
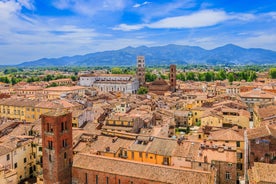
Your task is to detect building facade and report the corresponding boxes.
[80,74,139,94]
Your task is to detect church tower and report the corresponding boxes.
[170,64,176,92]
[41,110,73,184]
[136,56,145,86]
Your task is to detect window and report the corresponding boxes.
[39,147,42,152]
[226,172,231,180]
[236,141,240,147]
[95,175,98,184]
[237,163,243,170]
[48,141,53,150]
[118,179,121,184]
[49,154,52,162]
[106,177,109,184]
[24,157,27,163]
[61,122,64,132]
[14,163,17,168]
[237,152,243,159]
[47,123,53,132]
[6,154,10,161]
[85,173,88,184]
[61,121,68,132]
[64,152,67,159]
[163,157,169,165]
[62,139,68,148]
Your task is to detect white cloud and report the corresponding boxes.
[113,9,261,31]
[113,24,145,31]
[113,10,231,30]
[230,13,255,21]
[133,1,151,8]
[53,0,128,16]
[148,10,229,29]
[0,0,105,63]
[0,1,21,20]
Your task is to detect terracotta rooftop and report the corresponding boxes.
[172,141,201,158]
[35,99,77,109]
[14,85,44,91]
[240,89,275,99]
[0,145,13,156]
[247,125,276,139]
[74,135,133,154]
[208,128,244,142]
[0,98,39,107]
[146,137,177,156]
[254,105,276,120]
[81,73,133,77]
[150,78,169,85]
[194,148,237,163]
[248,162,276,183]
[42,109,70,117]
[73,153,214,184]
[44,86,85,91]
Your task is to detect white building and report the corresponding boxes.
[79,74,139,94]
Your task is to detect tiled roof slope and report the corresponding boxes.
[248,162,276,183]
[73,153,214,184]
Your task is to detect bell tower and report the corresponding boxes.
[170,64,176,92]
[41,110,73,184]
[136,56,145,86]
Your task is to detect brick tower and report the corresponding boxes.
[41,110,73,184]
[136,56,145,86]
[170,64,176,92]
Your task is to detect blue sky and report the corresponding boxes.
[0,0,276,64]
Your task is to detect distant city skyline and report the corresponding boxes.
[0,0,276,64]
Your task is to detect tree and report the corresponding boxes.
[205,72,213,82]
[227,73,234,83]
[137,86,148,94]
[0,76,10,83]
[70,75,77,81]
[145,72,157,82]
[111,67,123,74]
[186,72,195,80]
[47,82,58,87]
[43,75,54,81]
[176,73,185,81]
[216,69,226,80]
[11,77,18,85]
[269,68,276,79]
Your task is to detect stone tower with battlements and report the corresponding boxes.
[41,109,73,184]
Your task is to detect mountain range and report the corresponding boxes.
[17,44,276,67]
